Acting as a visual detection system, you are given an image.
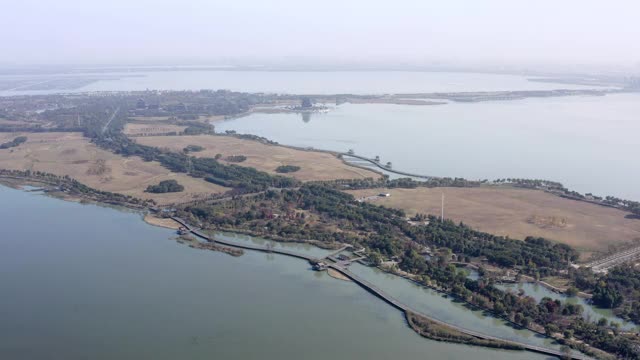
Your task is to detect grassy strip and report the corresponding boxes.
[405,310,525,351]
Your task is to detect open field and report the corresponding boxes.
[133,134,381,181]
[130,115,226,123]
[130,116,174,122]
[123,123,187,136]
[0,118,29,125]
[347,187,640,255]
[0,132,228,205]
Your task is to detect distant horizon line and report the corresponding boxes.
[0,63,638,77]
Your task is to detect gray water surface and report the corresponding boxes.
[0,186,547,360]
[0,70,602,96]
[217,93,640,201]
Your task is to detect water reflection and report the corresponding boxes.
[301,112,312,123]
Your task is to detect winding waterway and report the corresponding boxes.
[0,186,548,360]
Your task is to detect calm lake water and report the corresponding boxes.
[0,186,549,360]
[0,69,602,96]
[217,93,640,201]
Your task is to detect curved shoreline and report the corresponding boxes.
[171,215,589,360]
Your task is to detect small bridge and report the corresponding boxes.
[329,264,589,360]
[172,216,588,360]
[320,245,352,260]
[340,153,438,180]
[173,217,317,262]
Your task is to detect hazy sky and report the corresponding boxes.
[3,0,639,68]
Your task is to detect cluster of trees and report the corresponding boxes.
[145,180,184,193]
[225,155,247,163]
[178,121,214,135]
[222,131,279,145]
[0,169,152,207]
[603,196,640,216]
[400,251,639,359]
[312,176,483,191]
[573,265,640,324]
[166,178,640,357]
[494,178,565,190]
[0,136,27,149]
[180,183,577,274]
[130,89,266,117]
[183,145,204,153]
[406,218,578,274]
[275,165,300,173]
[92,131,297,192]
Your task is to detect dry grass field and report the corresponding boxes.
[0,119,29,125]
[134,134,381,181]
[0,132,228,205]
[347,187,640,254]
[129,116,173,122]
[130,115,225,122]
[123,123,187,136]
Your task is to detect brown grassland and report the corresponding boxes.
[0,118,30,125]
[133,134,381,181]
[130,115,226,123]
[347,187,640,255]
[0,132,228,205]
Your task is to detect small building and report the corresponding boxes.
[312,262,327,271]
[177,227,189,235]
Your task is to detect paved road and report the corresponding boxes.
[101,106,120,134]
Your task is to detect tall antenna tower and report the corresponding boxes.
[441,193,445,222]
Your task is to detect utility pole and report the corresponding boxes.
[441,193,444,222]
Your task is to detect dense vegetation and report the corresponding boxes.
[225,155,247,163]
[275,165,301,173]
[0,169,152,207]
[602,196,640,216]
[573,265,640,324]
[0,136,27,149]
[146,180,184,193]
[175,183,636,358]
[180,184,577,273]
[183,144,205,153]
[313,176,484,190]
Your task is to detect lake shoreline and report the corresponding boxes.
[0,179,604,359]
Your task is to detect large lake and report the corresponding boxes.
[0,186,549,360]
[216,93,640,201]
[0,69,602,96]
